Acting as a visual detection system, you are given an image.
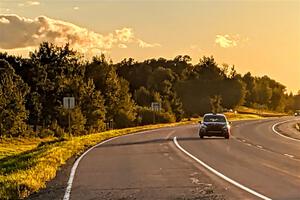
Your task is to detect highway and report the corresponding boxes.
[65,117,300,200]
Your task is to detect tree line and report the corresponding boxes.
[0,42,299,137]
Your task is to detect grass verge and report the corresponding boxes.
[0,120,194,199]
[236,106,287,117]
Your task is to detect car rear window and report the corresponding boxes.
[203,115,226,122]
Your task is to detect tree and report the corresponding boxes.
[210,95,223,113]
[114,79,137,128]
[242,72,255,107]
[28,42,84,128]
[80,79,106,132]
[85,55,137,128]
[0,60,29,137]
[192,56,223,81]
[135,87,152,107]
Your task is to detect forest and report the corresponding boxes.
[1,42,299,137]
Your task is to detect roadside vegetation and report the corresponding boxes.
[0,42,299,199]
[0,120,196,199]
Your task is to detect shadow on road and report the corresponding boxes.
[97,136,227,148]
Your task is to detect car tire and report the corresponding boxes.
[199,132,204,139]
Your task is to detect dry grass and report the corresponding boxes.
[236,106,287,117]
[225,112,263,121]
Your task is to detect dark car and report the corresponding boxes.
[199,113,231,139]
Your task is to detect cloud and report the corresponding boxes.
[118,44,127,49]
[190,44,202,52]
[116,28,134,43]
[26,1,40,6]
[0,14,161,56]
[215,34,250,48]
[0,17,10,24]
[0,8,11,13]
[137,39,161,48]
[215,34,240,48]
[18,1,40,6]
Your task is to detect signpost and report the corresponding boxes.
[63,97,75,109]
[151,102,161,123]
[151,102,161,112]
[63,97,75,135]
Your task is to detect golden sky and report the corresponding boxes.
[0,0,299,93]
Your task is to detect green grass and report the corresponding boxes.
[0,137,55,160]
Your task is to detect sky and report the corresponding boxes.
[0,0,299,93]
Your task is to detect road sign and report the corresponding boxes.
[63,97,75,135]
[63,97,75,109]
[151,102,161,112]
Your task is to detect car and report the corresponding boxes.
[295,110,300,116]
[199,113,231,139]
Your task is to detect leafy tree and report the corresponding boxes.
[135,87,152,107]
[242,72,255,107]
[80,79,106,132]
[28,42,107,134]
[191,56,223,81]
[28,42,84,127]
[0,42,297,137]
[114,79,137,128]
[294,92,300,110]
[86,55,136,128]
[0,60,29,137]
[210,95,223,113]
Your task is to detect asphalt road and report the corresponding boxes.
[66,117,300,200]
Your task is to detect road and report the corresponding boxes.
[66,117,300,200]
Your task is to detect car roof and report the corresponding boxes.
[203,113,226,117]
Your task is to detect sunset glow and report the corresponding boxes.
[0,0,299,93]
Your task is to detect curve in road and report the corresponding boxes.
[64,117,300,200]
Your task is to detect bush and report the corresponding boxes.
[114,109,135,128]
[38,129,55,138]
[49,120,66,138]
[57,107,86,136]
[137,107,176,125]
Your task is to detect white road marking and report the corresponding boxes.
[173,137,272,200]
[63,128,167,200]
[272,119,300,142]
[284,154,295,158]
